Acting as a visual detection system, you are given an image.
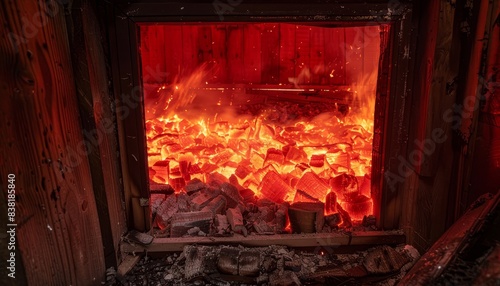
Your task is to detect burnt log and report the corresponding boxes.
[170,211,213,237]
[201,195,227,217]
[184,178,206,195]
[220,182,243,208]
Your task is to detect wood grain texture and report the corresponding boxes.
[0,0,105,284]
[70,0,127,267]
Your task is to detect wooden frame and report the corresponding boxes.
[106,1,415,232]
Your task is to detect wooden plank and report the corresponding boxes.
[399,192,500,285]
[121,231,405,253]
[146,24,166,83]
[116,254,142,278]
[196,25,213,65]
[211,25,228,83]
[182,25,198,76]
[163,25,183,83]
[70,0,128,268]
[344,27,364,85]
[324,28,345,85]
[0,0,105,284]
[279,23,296,84]
[295,25,311,84]
[226,25,245,83]
[309,26,326,85]
[261,23,280,84]
[243,24,262,83]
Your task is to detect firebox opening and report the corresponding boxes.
[140,22,382,236]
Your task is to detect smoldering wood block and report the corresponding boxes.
[275,204,289,233]
[176,192,190,212]
[258,206,275,222]
[201,195,227,217]
[149,182,175,194]
[265,148,285,165]
[220,182,243,208]
[309,154,325,167]
[363,245,409,274]
[150,194,165,215]
[169,177,186,192]
[259,170,295,203]
[170,211,213,237]
[288,202,325,233]
[235,164,253,179]
[238,251,260,277]
[184,178,206,195]
[252,219,274,234]
[293,189,321,204]
[156,195,178,226]
[190,188,220,211]
[325,191,337,214]
[295,171,330,201]
[226,207,243,229]
[152,160,170,182]
[229,174,245,191]
[214,214,229,234]
[239,188,257,204]
[330,173,359,200]
[217,247,240,275]
[336,202,352,228]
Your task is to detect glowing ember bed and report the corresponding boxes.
[140,23,383,237]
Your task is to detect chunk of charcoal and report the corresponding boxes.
[152,160,170,182]
[269,270,301,286]
[220,182,243,208]
[217,247,240,275]
[150,194,165,215]
[190,188,220,211]
[362,215,376,227]
[201,195,227,217]
[292,189,321,204]
[179,160,191,181]
[156,195,178,228]
[258,171,295,203]
[284,260,302,272]
[285,146,308,163]
[149,182,175,194]
[215,214,229,234]
[235,164,253,179]
[309,154,325,167]
[358,174,371,197]
[169,177,186,192]
[262,257,277,273]
[325,213,342,228]
[258,206,275,222]
[226,208,247,236]
[340,194,372,221]
[229,174,244,191]
[239,188,257,204]
[238,251,260,276]
[275,204,288,233]
[336,203,352,228]
[265,148,285,165]
[253,219,274,234]
[184,178,206,195]
[206,172,228,188]
[325,191,337,214]
[189,163,202,174]
[330,173,359,201]
[176,192,190,212]
[295,172,330,201]
[170,211,212,237]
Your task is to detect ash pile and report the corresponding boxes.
[114,244,419,286]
